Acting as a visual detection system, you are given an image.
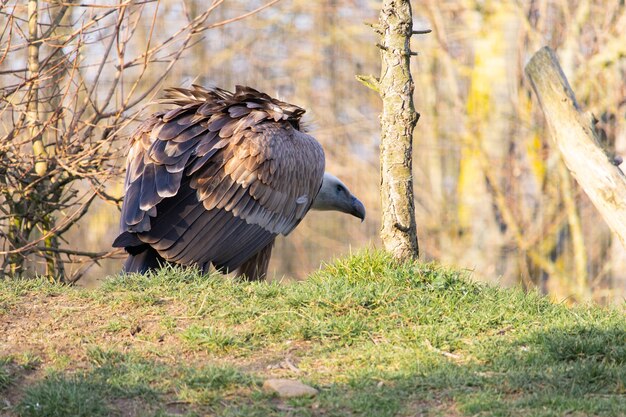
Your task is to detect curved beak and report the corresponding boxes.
[351,196,366,222]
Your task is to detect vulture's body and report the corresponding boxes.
[113,85,364,280]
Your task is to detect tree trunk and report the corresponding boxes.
[27,0,48,177]
[525,47,626,295]
[376,0,420,260]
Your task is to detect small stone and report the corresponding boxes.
[263,378,318,398]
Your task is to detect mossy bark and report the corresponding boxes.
[377,0,419,260]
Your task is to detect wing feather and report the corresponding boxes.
[155,165,183,198]
[138,164,160,211]
[172,210,236,264]
[223,186,248,211]
[147,203,208,251]
[187,149,219,175]
[122,180,144,226]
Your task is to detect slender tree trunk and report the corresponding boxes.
[27,0,48,177]
[6,215,27,277]
[361,0,420,260]
[26,0,66,281]
[6,0,45,277]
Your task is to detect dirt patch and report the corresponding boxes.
[0,366,44,416]
[3,292,181,365]
[109,398,170,417]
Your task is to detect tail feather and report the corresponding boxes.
[123,245,168,274]
[234,239,274,281]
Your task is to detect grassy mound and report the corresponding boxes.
[1,251,624,416]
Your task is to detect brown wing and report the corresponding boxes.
[113,85,325,272]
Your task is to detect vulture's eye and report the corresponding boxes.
[336,184,345,193]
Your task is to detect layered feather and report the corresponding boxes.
[113,85,325,276]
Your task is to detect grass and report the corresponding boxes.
[0,250,624,416]
[0,357,14,391]
[17,374,112,417]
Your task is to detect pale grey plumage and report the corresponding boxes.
[311,173,366,220]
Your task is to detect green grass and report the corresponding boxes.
[17,374,112,417]
[0,357,14,392]
[0,250,624,416]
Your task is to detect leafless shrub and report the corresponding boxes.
[0,0,279,282]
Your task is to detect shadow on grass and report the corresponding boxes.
[5,323,624,417]
[449,323,626,416]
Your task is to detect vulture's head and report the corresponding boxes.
[311,173,366,221]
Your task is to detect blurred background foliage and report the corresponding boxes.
[1,0,625,304]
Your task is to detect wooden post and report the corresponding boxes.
[525,46,626,249]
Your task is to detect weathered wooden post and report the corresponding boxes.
[525,47,626,249]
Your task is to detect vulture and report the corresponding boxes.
[113,85,366,280]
